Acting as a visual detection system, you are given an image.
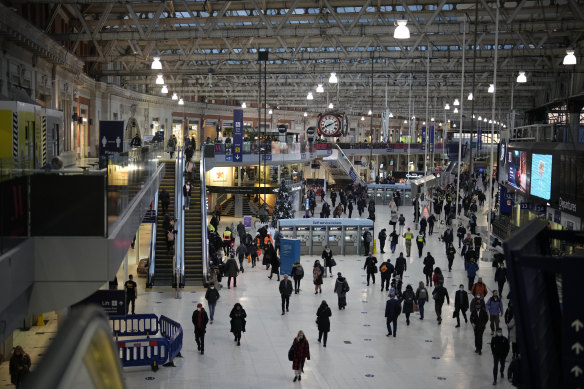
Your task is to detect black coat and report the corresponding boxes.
[470,308,489,329]
[364,256,378,273]
[316,305,332,332]
[395,255,407,273]
[495,267,507,283]
[454,289,469,311]
[192,309,209,331]
[491,335,510,358]
[205,288,220,304]
[401,288,415,314]
[432,285,450,305]
[423,255,435,275]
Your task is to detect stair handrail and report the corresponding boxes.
[174,149,184,288]
[334,144,366,186]
[200,153,210,283]
[147,187,159,288]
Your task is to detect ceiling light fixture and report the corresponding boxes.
[478,116,482,120]
[151,57,162,70]
[304,112,308,117]
[468,92,473,101]
[484,118,487,122]
[307,91,314,100]
[422,121,426,125]
[178,98,184,105]
[241,102,247,108]
[161,85,168,94]
[453,107,459,113]
[444,103,450,110]
[155,74,164,85]
[329,103,334,109]
[489,119,493,123]
[394,19,410,40]
[517,71,527,83]
[316,84,324,93]
[268,109,273,114]
[488,84,495,93]
[563,49,577,65]
[329,72,338,83]
[368,109,372,115]
[404,120,408,124]
[453,98,460,106]
[389,112,394,118]
[361,116,365,121]
[171,92,178,100]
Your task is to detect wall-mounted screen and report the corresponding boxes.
[530,154,552,200]
[508,150,529,192]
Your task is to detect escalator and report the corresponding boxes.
[183,161,203,285]
[154,160,176,285]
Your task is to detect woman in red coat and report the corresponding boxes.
[291,330,310,382]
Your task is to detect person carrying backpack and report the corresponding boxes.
[291,261,304,294]
[333,272,350,310]
[379,259,395,292]
[401,284,416,325]
[416,281,429,320]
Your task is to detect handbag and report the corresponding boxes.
[413,303,419,312]
[330,258,337,267]
[288,345,295,361]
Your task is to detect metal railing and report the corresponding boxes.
[334,144,366,185]
[147,188,159,288]
[173,149,183,288]
[200,154,210,284]
[178,150,185,288]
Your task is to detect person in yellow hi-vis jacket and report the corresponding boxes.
[403,228,414,257]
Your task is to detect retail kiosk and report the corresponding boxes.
[278,218,374,256]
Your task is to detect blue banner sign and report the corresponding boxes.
[429,126,435,152]
[421,126,426,151]
[233,109,243,162]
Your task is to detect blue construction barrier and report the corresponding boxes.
[110,314,159,337]
[112,313,182,369]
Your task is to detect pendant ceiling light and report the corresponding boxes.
[268,109,273,114]
[329,72,338,83]
[489,119,493,123]
[484,118,487,122]
[468,92,473,100]
[155,74,164,85]
[241,102,247,108]
[478,116,482,121]
[304,112,308,117]
[316,84,324,93]
[444,103,450,110]
[403,120,408,124]
[307,91,314,100]
[430,117,434,121]
[389,112,394,118]
[329,103,334,109]
[361,116,365,121]
[563,49,577,65]
[178,98,184,105]
[171,92,178,100]
[453,107,459,113]
[516,72,527,83]
[488,84,495,93]
[453,98,460,106]
[161,85,168,94]
[394,19,410,39]
[368,109,372,115]
[151,57,162,70]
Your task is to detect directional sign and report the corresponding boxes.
[572,320,584,332]
[571,366,582,377]
[563,258,584,388]
[225,154,233,162]
[262,154,272,161]
[429,126,435,152]
[572,343,583,355]
[349,167,357,182]
[233,109,243,162]
[421,126,426,151]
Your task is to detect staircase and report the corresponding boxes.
[220,196,260,217]
[320,146,366,186]
[183,162,204,285]
[154,161,176,285]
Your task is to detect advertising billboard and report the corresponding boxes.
[507,150,530,192]
[530,154,552,200]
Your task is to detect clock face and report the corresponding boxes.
[318,114,342,137]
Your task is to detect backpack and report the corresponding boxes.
[295,265,304,278]
[380,264,388,273]
[436,274,444,285]
[418,289,428,300]
[342,281,350,293]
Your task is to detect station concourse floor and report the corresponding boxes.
[119,197,511,389]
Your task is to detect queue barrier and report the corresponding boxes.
[110,314,159,337]
[113,313,183,369]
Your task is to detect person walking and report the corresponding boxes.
[291,260,304,294]
[192,303,209,355]
[362,229,372,256]
[403,228,414,257]
[9,346,31,389]
[395,252,407,279]
[389,229,399,254]
[333,272,350,310]
[470,303,489,355]
[280,274,293,315]
[495,263,508,295]
[416,232,426,258]
[415,281,429,320]
[491,328,510,385]
[364,253,378,286]
[347,200,353,218]
[385,292,402,337]
[224,254,239,289]
[505,301,518,359]
[321,246,334,277]
[423,252,435,287]
[466,259,480,290]
[160,189,170,214]
[290,331,310,382]
[454,284,469,328]
[401,284,415,325]
[446,243,456,272]
[457,224,467,248]
[432,281,450,325]
[379,259,395,292]
[378,229,387,253]
[236,243,247,273]
[124,274,137,315]
[471,277,489,299]
[427,214,436,235]
[486,290,504,335]
[229,303,247,346]
[398,214,406,235]
[204,284,220,324]
[316,301,332,347]
[168,134,177,158]
[313,260,324,294]
[268,251,281,281]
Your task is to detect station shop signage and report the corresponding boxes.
[207,186,279,194]
[559,197,577,214]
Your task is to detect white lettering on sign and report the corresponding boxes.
[559,197,577,213]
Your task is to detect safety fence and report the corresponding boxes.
[111,313,182,369]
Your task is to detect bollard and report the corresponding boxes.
[146,331,150,339]
[152,361,158,372]
[36,313,45,327]
[372,239,377,254]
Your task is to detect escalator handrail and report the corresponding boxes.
[147,187,159,287]
[25,305,124,389]
[200,154,209,283]
[178,150,185,287]
[334,144,365,185]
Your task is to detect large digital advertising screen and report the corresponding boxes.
[530,154,552,200]
[507,150,529,192]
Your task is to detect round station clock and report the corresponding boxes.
[317,112,343,137]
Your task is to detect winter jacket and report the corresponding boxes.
[470,308,489,329]
[333,277,349,297]
[423,255,435,275]
[192,309,209,331]
[224,258,239,277]
[313,264,324,285]
[401,287,415,314]
[491,335,510,358]
[205,288,220,304]
[495,267,507,284]
[432,285,450,305]
[291,338,310,371]
[385,298,402,320]
[364,256,378,273]
[466,261,479,278]
[454,289,469,311]
[416,287,429,302]
[395,255,407,274]
[471,282,488,298]
[316,304,332,332]
[321,249,334,267]
[486,296,504,316]
[379,261,394,278]
[279,278,293,296]
[291,263,304,280]
[398,215,406,225]
[229,307,247,333]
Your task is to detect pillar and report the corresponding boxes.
[235,194,243,218]
[135,227,140,265]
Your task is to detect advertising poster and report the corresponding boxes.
[279,239,300,275]
[530,154,552,200]
[477,129,482,150]
[233,109,243,162]
[421,126,426,151]
[507,150,529,192]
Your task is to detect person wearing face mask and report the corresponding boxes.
[490,328,510,385]
[486,290,504,335]
[470,302,489,355]
[192,303,209,355]
[204,284,220,324]
[290,330,310,382]
[471,277,488,299]
[454,284,469,328]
